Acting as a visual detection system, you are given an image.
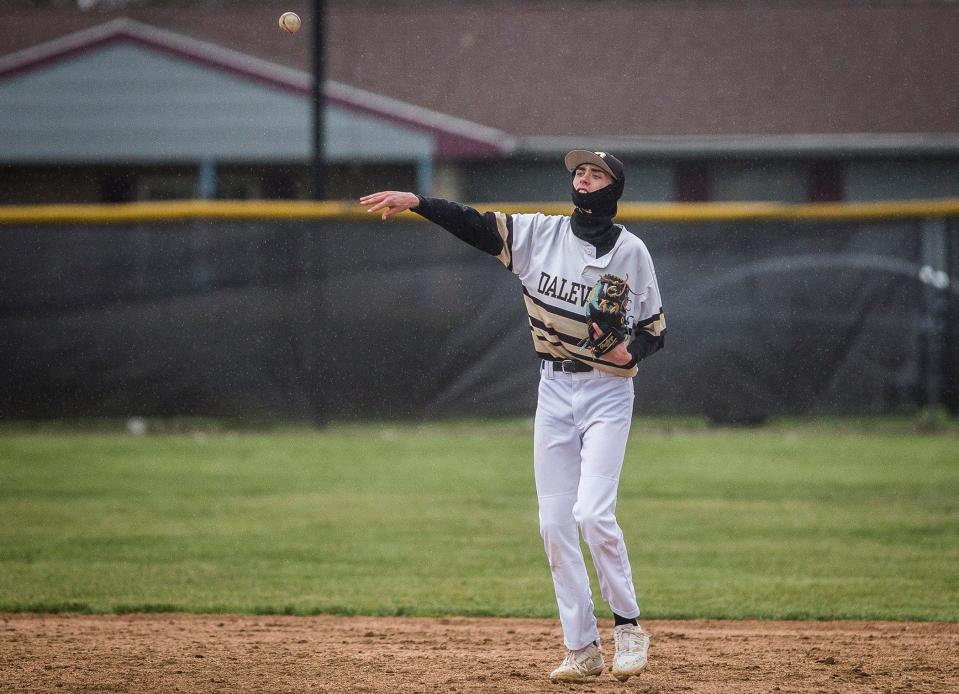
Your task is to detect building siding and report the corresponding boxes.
[0,42,434,164]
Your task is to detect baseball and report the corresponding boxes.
[278,12,301,34]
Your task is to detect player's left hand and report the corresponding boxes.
[591,322,632,366]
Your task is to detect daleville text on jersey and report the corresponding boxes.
[537,271,592,307]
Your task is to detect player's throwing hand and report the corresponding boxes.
[360,191,420,220]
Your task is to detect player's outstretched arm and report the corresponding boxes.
[360,192,504,257]
[360,191,420,220]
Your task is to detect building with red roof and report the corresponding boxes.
[1,1,957,203]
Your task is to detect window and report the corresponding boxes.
[675,162,710,202]
[808,161,843,202]
[136,174,196,201]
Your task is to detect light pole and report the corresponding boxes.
[311,0,325,199]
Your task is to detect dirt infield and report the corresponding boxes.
[2,615,957,693]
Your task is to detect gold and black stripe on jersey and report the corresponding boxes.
[631,308,666,361]
[522,287,639,377]
[490,212,514,271]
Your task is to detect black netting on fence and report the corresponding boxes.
[1,217,955,421]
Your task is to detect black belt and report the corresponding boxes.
[545,359,593,374]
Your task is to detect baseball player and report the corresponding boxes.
[360,150,665,683]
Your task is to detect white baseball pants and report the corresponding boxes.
[534,363,640,650]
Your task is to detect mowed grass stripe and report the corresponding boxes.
[0,420,956,620]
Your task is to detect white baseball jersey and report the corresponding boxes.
[489,212,665,377]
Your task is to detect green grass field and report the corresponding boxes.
[1,419,957,620]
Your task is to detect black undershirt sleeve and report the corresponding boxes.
[628,332,665,363]
[413,196,503,256]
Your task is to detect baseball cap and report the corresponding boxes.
[564,150,624,181]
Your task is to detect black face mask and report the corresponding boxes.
[570,175,625,245]
[570,175,625,218]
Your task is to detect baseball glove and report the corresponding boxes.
[578,273,631,357]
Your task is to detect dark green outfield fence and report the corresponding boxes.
[1,201,957,422]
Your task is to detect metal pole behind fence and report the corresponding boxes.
[312,0,326,200]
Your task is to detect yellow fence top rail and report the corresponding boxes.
[1,198,959,225]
